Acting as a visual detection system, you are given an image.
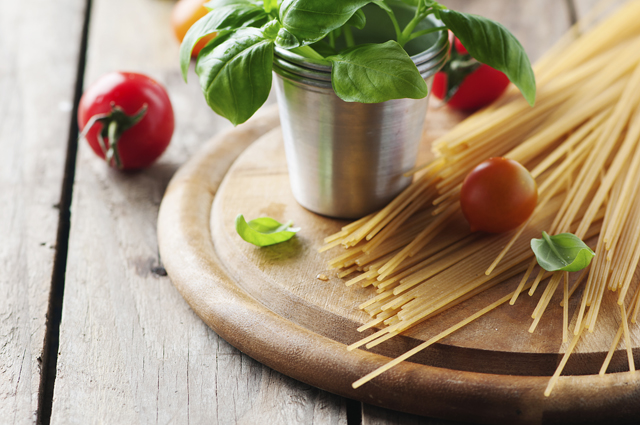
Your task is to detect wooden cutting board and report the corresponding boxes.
[157,104,640,425]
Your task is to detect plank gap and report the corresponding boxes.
[566,0,579,25]
[346,398,363,425]
[36,0,93,423]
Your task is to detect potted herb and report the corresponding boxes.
[180,0,536,218]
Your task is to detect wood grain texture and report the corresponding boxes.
[157,108,640,424]
[0,0,86,423]
[362,403,461,425]
[49,0,342,423]
[212,124,640,370]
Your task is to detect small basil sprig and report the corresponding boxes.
[181,0,536,125]
[530,231,595,272]
[235,214,300,246]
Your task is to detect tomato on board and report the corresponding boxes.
[460,157,538,233]
[432,37,510,111]
[171,0,216,57]
[78,72,175,170]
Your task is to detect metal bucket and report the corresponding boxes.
[273,12,449,218]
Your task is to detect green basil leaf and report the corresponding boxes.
[180,5,269,80]
[276,27,301,49]
[263,0,278,13]
[346,9,367,30]
[437,8,536,106]
[372,0,393,15]
[196,28,274,126]
[205,0,256,9]
[279,0,374,44]
[235,214,300,246]
[530,231,595,272]
[327,40,428,103]
[262,19,282,40]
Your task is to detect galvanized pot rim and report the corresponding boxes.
[273,15,449,86]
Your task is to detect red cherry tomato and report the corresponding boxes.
[78,72,174,170]
[454,37,467,54]
[432,37,510,111]
[171,0,216,58]
[460,157,538,233]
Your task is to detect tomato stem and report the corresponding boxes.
[106,120,122,169]
[79,103,148,169]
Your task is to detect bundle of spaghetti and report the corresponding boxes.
[321,0,640,394]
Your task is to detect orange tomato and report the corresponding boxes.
[460,157,538,233]
[171,0,216,57]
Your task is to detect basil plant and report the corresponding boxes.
[180,0,536,126]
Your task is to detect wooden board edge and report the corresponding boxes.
[157,104,640,425]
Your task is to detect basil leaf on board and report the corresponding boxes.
[346,9,367,30]
[235,215,301,246]
[279,0,374,44]
[180,4,268,80]
[530,231,595,272]
[196,28,274,126]
[437,8,536,106]
[327,40,428,103]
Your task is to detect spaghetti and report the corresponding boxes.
[324,0,640,394]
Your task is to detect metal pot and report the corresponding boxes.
[273,12,449,219]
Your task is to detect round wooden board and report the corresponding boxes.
[158,105,640,424]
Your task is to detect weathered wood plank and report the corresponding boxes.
[50,0,344,423]
[363,403,462,425]
[0,0,86,423]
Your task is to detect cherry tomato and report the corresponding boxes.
[171,0,216,57]
[460,157,538,233]
[432,37,510,111]
[78,72,174,170]
[454,37,467,54]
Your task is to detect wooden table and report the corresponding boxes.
[0,0,618,424]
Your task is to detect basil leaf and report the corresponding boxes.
[180,4,269,80]
[372,0,394,15]
[276,27,301,49]
[205,0,258,9]
[196,28,274,126]
[530,231,595,272]
[279,0,374,44]
[263,0,278,13]
[327,40,428,103]
[263,19,282,40]
[437,8,536,106]
[346,9,367,30]
[235,214,300,246]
